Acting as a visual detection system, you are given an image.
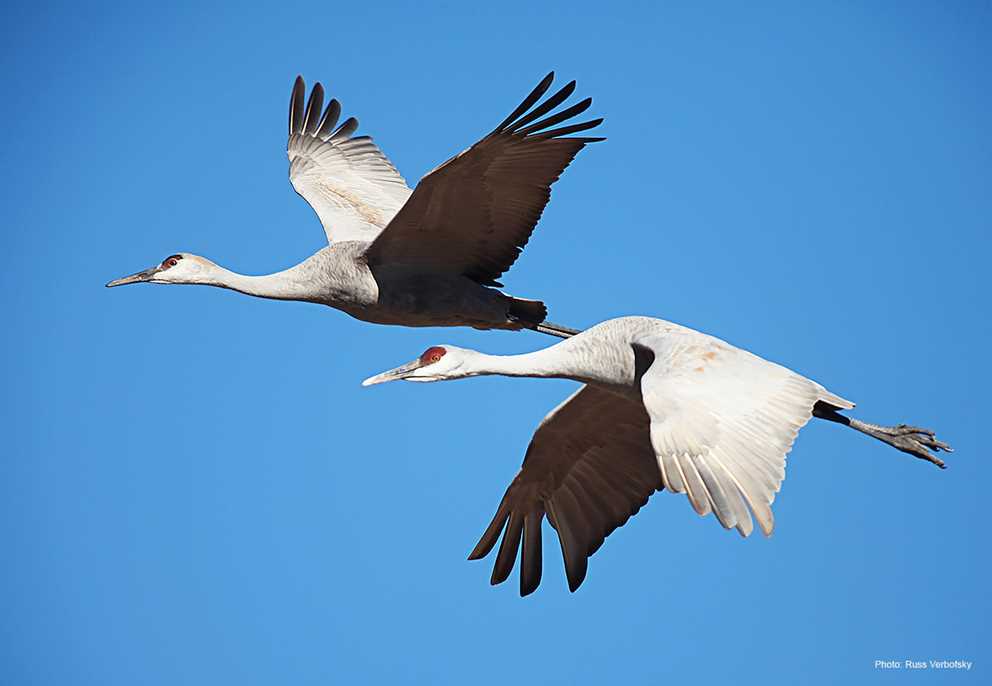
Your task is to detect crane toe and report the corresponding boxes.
[885,429,952,469]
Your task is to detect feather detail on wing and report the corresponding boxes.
[365,72,604,286]
[468,385,661,595]
[287,76,412,244]
[635,332,854,538]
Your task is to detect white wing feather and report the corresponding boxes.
[636,329,854,537]
[467,317,855,593]
[287,78,412,244]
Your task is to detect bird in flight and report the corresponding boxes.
[363,316,952,595]
[107,73,601,337]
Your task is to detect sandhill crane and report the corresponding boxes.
[106,73,601,337]
[363,316,951,595]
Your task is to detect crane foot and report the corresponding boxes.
[857,423,953,469]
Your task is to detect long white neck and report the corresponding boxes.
[461,344,592,383]
[201,263,316,301]
[451,337,635,393]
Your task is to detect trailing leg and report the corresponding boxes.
[812,401,952,469]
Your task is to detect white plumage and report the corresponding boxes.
[287,82,412,243]
[363,316,950,595]
[638,327,853,537]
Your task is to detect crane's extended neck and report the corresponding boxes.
[461,348,576,379]
[363,338,632,390]
[109,248,377,309]
[458,341,621,387]
[151,253,331,302]
[208,265,315,301]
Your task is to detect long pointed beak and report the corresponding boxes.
[362,359,424,387]
[106,265,161,288]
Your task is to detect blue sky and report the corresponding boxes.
[2,1,989,684]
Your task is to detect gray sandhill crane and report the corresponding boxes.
[107,73,602,337]
[363,316,951,595]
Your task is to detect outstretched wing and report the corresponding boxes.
[287,76,412,244]
[469,326,855,596]
[469,385,661,596]
[364,73,603,287]
[636,331,855,538]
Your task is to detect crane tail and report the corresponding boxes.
[507,297,547,325]
[505,296,580,338]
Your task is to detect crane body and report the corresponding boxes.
[108,73,599,338]
[364,316,952,595]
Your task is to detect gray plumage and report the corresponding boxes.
[108,73,600,338]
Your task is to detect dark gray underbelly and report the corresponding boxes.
[339,271,513,328]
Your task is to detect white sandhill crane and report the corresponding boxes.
[106,73,601,337]
[363,316,951,595]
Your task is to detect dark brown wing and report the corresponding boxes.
[468,385,661,596]
[364,73,604,286]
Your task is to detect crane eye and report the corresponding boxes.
[420,346,446,365]
[162,255,182,269]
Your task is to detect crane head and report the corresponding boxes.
[106,253,216,287]
[362,346,469,386]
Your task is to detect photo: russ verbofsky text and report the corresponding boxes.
[875,659,973,671]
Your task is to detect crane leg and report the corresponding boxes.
[812,401,952,469]
[522,319,581,338]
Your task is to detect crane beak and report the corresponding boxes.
[362,359,423,387]
[106,265,161,288]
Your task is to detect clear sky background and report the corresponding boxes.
[2,1,989,684]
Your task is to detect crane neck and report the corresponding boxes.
[207,262,318,301]
[457,337,634,393]
[465,344,591,383]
